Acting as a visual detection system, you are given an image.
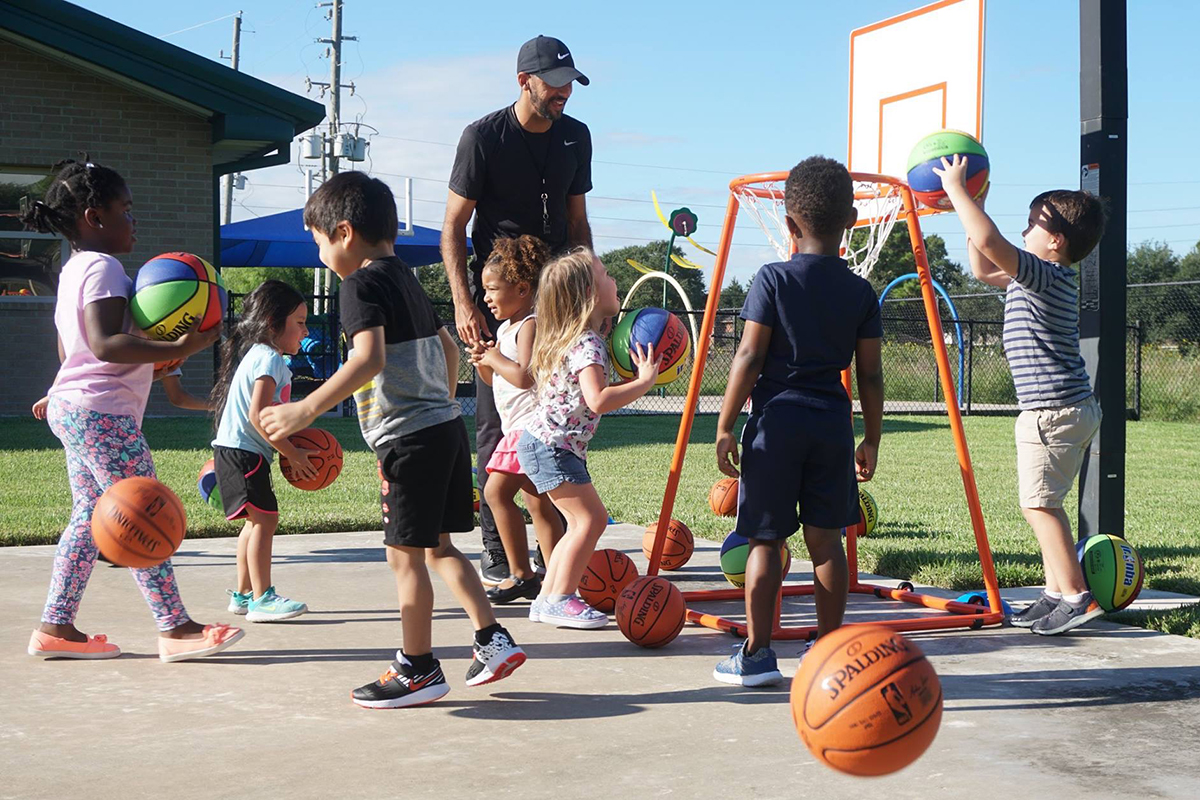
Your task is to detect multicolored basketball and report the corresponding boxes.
[197,458,223,513]
[643,519,694,570]
[791,625,943,776]
[279,428,343,491]
[92,477,187,568]
[130,253,227,341]
[579,548,640,612]
[1076,534,1144,612]
[609,307,691,386]
[906,129,990,210]
[472,467,480,513]
[616,575,687,648]
[719,532,792,588]
[709,477,739,517]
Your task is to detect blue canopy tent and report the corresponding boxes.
[219,208,468,269]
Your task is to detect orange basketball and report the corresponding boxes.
[579,548,639,613]
[642,519,693,570]
[791,625,942,776]
[279,428,343,490]
[92,477,186,568]
[616,576,686,648]
[708,477,738,517]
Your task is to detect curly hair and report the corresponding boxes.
[18,157,127,244]
[483,234,551,289]
[784,156,855,237]
[1030,190,1108,263]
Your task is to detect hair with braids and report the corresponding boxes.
[211,280,307,432]
[530,247,599,391]
[18,157,128,246]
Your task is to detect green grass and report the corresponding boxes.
[4,413,1199,632]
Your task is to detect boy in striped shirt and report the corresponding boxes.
[935,155,1107,635]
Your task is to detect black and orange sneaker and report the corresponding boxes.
[351,655,449,709]
[1032,593,1105,636]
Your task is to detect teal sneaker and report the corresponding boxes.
[245,586,308,622]
[226,589,251,616]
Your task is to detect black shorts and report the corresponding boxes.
[213,446,278,521]
[377,417,474,548]
[734,404,859,538]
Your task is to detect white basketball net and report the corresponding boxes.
[732,178,904,278]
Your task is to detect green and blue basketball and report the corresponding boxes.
[609,307,691,386]
[131,252,226,341]
[720,531,792,589]
[906,129,990,210]
[197,458,223,514]
[1076,533,1144,612]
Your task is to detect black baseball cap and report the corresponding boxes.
[517,35,589,88]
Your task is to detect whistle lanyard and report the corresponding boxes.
[512,104,555,236]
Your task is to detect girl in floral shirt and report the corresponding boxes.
[517,248,660,628]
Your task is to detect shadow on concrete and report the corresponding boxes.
[940,665,1200,711]
[441,684,791,721]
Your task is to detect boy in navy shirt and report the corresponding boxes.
[714,156,884,686]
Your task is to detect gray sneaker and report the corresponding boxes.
[1032,593,1104,636]
[1010,592,1059,628]
[536,595,609,629]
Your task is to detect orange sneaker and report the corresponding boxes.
[158,624,245,663]
[28,629,121,659]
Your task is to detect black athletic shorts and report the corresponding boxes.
[213,445,279,521]
[376,417,474,548]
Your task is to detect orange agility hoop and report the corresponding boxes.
[643,171,1005,640]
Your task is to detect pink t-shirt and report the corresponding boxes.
[49,251,153,424]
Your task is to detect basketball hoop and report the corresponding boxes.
[730,171,905,278]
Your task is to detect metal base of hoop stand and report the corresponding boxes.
[680,524,1005,641]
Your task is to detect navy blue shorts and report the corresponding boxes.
[516,431,591,494]
[734,404,859,539]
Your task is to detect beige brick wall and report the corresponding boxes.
[1,40,218,418]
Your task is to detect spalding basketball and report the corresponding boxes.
[197,458,223,513]
[579,548,640,613]
[708,477,738,517]
[643,519,694,570]
[279,428,343,491]
[858,487,879,536]
[130,253,226,341]
[906,129,990,210]
[609,307,691,386]
[1077,534,1143,611]
[616,576,687,648]
[792,625,942,776]
[719,532,792,588]
[92,477,187,568]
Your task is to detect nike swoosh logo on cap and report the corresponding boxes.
[557,52,570,60]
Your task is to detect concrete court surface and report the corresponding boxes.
[2,525,1200,800]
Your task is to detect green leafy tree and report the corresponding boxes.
[719,277,747,309]
[220,267,320,298]
[599,241,708,310]
[853,230,966,296]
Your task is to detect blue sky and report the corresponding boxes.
[73,0,1200,283]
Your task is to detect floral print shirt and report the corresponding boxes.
[527,330,608,459]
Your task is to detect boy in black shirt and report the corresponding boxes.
[262,172,525,708]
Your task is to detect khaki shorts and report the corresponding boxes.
[1015,396,1101,508]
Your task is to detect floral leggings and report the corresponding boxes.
[43,396,190,631]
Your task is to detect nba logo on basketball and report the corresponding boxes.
[881,683,913,725]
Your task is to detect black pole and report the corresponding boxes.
[1078,0,1127,539]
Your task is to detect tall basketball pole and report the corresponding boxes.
[1078,0,1127,538]
[221,11,242,225]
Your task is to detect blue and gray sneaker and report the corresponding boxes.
[714,640,784,687]
[245,586,308,622]
[226,589,251,616]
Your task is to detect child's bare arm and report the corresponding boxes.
[578,343,661,415]
[249,376,317,479]
[438,327,460,399]
[476,319,536,390]
[934,155,1019,278]
[715,321,770,478]
[854,336,884,482]
[161,374,210,411]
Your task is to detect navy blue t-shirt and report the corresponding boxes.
[740,253,882,411]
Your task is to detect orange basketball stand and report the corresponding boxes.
[643,172,1006,640]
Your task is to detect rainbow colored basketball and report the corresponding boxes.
[131,253,226,341]
[1076,534,1144,612]
[906,129,990,210]
[719,531,792,588]
[197,458,223,513]
[609,307,691,386]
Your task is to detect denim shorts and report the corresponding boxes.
[516,430,591,494]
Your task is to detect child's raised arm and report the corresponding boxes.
[715,321,771,478]
[578,342,660,416]
[84,298,218,363]
[934,154,1019,279]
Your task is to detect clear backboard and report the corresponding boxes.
[848,0,985,181]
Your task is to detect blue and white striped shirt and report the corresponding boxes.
[1002,250,1094,410]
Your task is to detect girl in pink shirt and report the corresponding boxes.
[21,158,243,662]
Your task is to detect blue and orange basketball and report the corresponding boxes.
[1076,534,1144,612]
[131,252,226,341]
[906,130,990,210]
[609,307,690,386]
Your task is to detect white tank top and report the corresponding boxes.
[492,314,537,436]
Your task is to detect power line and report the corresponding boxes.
[160,12,239,39]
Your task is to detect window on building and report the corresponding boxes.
[0,168,68,296]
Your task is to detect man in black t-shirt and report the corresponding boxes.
[441,35,594,585]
